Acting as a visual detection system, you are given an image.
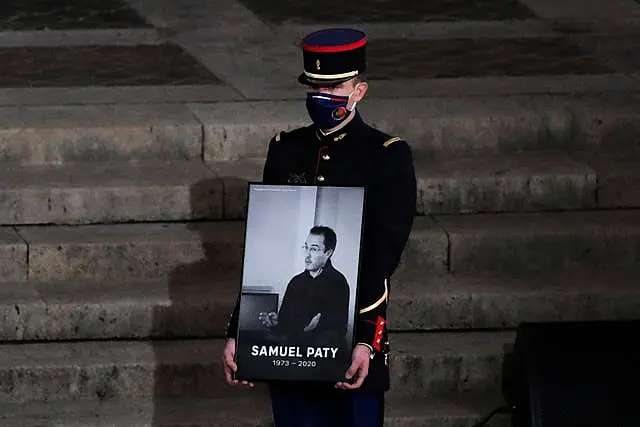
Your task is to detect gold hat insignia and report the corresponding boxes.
[316,59,321,70]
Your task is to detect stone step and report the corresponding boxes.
[1,209,639,282]
[417,151,600,214]
[11,221,245,282]
[0,104,204,166]
[2,269,638,341]
[190,93,640,161]
[403,209,640,275]
[1,94,638,166]
[2,276,238,341]
[2,150,634,225]
[0,161,225,225]
[574,152,640,209]
[0,392,510,427]
[389,269,640,331]
[0,332,511,402]
[214,149,620,219]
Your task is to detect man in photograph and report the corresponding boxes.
[258,225,350,352]
[223,27,417,427]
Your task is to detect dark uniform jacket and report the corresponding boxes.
[226,110,417,393]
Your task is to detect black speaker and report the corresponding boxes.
[505,319,640,427]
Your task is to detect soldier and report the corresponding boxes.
[222,28,417,427]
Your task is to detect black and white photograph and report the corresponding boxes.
[234,183,366,382]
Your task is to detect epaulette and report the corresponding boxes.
[383,137,402,148]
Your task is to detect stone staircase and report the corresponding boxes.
[0,89,638,426]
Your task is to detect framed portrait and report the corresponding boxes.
[233,183,367,383]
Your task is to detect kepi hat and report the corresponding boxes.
[298,28,367,87]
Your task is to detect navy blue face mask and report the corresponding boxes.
[305,91,356,131]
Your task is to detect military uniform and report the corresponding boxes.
[226,110,417,391]
[224,27,417,426]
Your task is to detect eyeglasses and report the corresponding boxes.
[302,245,324,254]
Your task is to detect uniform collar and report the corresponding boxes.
[314,110,365,144]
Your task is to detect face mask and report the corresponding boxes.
[306,88,357,131]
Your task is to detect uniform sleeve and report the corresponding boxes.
[354,139,417,352]
[224,133,282,340]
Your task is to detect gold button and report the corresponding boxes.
[323,154,330,160]
[317,175,325,182]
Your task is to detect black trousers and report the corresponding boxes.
[269,383,385,427]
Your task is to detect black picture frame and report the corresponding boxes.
[233,182,368,383]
